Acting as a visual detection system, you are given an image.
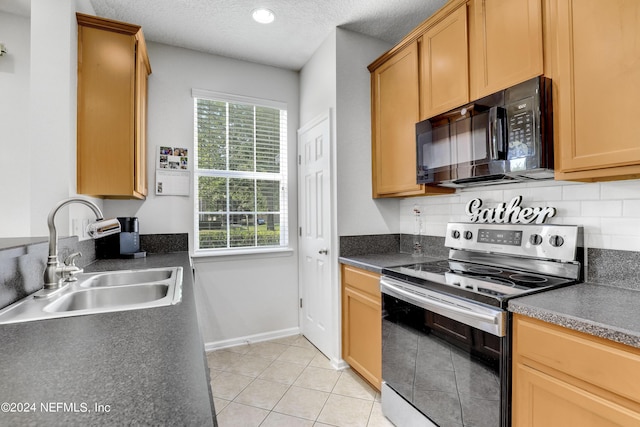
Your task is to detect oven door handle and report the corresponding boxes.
[380,277,505,336]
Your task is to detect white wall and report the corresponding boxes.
[400,179,640,251]
[335,28,398,237]
[0,0,98,239]
[0,12,31,237]
[101,42,300,347]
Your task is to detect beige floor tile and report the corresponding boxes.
[294,366,341,392]
[261,412,315,427]
[224,343,250,355]
[273,385,329,420]
[277,345,318,366]
[208,368,223,380]
[317,394,373,427]
[308,352,333,369]
[226,354,273,377]
[234,378,289,410]
[213,397,230,414]
[291,336,318,350]
[367,402,394,427]
[206,349,238,370]
[313,423,335,426]
[332,369,377,400]
[244,341,289,360]
[258,360,306,385]
[210,371,253,400]
[216,402,269,427]
[270,334,302,345]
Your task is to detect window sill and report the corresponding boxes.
[191,247,294,261]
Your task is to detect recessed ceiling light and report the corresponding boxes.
[252,8,275,24]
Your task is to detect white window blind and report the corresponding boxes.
[192,90,288,253]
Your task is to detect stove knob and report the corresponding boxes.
[529,233,543,246]
[549,235,565,247]
[463,230,473,240]
[451,230,460,239]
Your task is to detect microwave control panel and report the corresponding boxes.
[506,96,536,160]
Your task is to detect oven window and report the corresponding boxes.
[382,294,502,427]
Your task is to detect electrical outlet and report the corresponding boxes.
[72,219,81,236]
[82,219,90,239]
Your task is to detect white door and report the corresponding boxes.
[298,114,333,357]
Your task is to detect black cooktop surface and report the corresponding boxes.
[382,259,576,308]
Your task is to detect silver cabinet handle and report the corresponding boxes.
[318,249,328,255]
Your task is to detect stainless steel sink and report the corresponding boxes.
[0,267,183,324]
[45,284,170,312]
[80,269,174,288]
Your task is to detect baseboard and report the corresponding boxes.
[203,327,301,352]
[331,358,349,370]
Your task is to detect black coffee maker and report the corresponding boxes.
[96,217,146,259]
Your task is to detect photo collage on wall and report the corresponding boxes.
[156,146,190,196]
[159,146,189,170]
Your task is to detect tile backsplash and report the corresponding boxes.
[400,179,640,252]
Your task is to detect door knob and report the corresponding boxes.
[318,249,329,255]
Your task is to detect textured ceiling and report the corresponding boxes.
[0,0,448,70]
[87,0,448,70]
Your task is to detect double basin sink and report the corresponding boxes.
[0,267,183,324]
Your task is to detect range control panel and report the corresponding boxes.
[445,222,582,262]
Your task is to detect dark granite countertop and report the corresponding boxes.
[339,253,443,274]
[0,253,215,426]
[508,283,640,349]
[341,251,640,351]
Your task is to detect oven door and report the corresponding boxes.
[380,276,508,427]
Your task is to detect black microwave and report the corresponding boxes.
[416,77,553,187]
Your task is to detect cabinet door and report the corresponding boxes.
[552,0,640,180]
[77,24,136,197]
[512,314,640,426]
[513,363,640,427]
[134,41,150,197]
[419,4,469,119]
[371,42,424,197]
[469,0,543,99]
[341,265,381,389]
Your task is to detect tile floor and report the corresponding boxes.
[206,334,394,427]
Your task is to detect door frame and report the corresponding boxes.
[297,110,345,369]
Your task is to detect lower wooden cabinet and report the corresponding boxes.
[341,264,381,390]
[512,314,640,426]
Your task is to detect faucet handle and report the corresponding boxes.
[64,252,82,266]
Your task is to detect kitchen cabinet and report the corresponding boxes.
[512,314,640,426]
[468,0,543,100]
[76,13,151,199]
[341,264,381,390]
[419,3,469,119]
[369,41,454,198]
[548,0,640,182]
[367,0,545,197]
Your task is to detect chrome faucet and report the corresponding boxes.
[42,197,121,293]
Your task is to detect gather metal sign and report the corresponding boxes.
[465,196,556,224]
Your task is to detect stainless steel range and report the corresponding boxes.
[380,222,583,427]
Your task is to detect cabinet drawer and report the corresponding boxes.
[514,315,640,404]
[341,265,380,300]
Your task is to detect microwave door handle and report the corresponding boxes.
[489,106,498,160]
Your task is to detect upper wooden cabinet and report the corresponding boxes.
[76,13,151,199]
[371,42,423,197]
[370,43,454,198]
[512,314,640,426]
[549,0,640,181]
[420,4,469,119]
[468,0,544,99]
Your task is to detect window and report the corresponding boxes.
[193,90,288,253]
